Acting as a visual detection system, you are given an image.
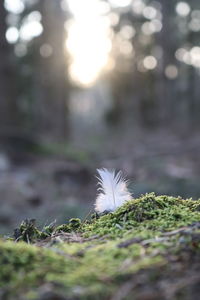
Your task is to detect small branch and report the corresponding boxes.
[118,237,143,248]
[117,222,200,248]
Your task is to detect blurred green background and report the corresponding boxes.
[0,0,200,234]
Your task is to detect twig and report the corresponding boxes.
[117,223,200,248]
[118,237,143,248]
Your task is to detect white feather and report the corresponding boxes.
[95,168,132,213]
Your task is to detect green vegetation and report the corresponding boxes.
[36,142,90,163]
[0,194,200,299]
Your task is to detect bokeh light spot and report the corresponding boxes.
[143,6,157,20]
[4,0,24,14]
[6,27,19,44]
[132,0,145,15]
[165,65,178,79]
[20,21,43,41]
[189,18,200,32]
[175,48,187,61]
[119,41,134,56]
[14,43,27,57]
[120,25,135,39]
[40,44,53,58]
[176,2,191,17]
[143,56,157,70]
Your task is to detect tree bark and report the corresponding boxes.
[34,0,69,142]
[0,0,19,133]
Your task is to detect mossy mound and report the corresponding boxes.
[0,194,200,300]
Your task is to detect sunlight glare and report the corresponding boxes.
[66,0,112,87]
[109,0,132,8]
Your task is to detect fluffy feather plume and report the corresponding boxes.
[95,168,132,213]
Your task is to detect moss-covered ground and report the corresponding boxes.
[0,193,200,300]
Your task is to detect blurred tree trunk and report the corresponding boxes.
[187,30,198,127]
[0,0,19,133]
[158,0,175,123]
[34,0,69,142]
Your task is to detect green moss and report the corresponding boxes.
[0,240,75,297]
[13,218,82,242]
[54,218,81,234]
[0,238,166,299]
[1,194,200,299]
[69,218,82,229]
[82,193,200,237]
[13,219,41,243]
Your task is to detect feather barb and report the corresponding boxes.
[95,168,132,213]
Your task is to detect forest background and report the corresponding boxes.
[0,0,200,234]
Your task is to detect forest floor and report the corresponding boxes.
[0,194,200,300]
[0,128,200,235]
